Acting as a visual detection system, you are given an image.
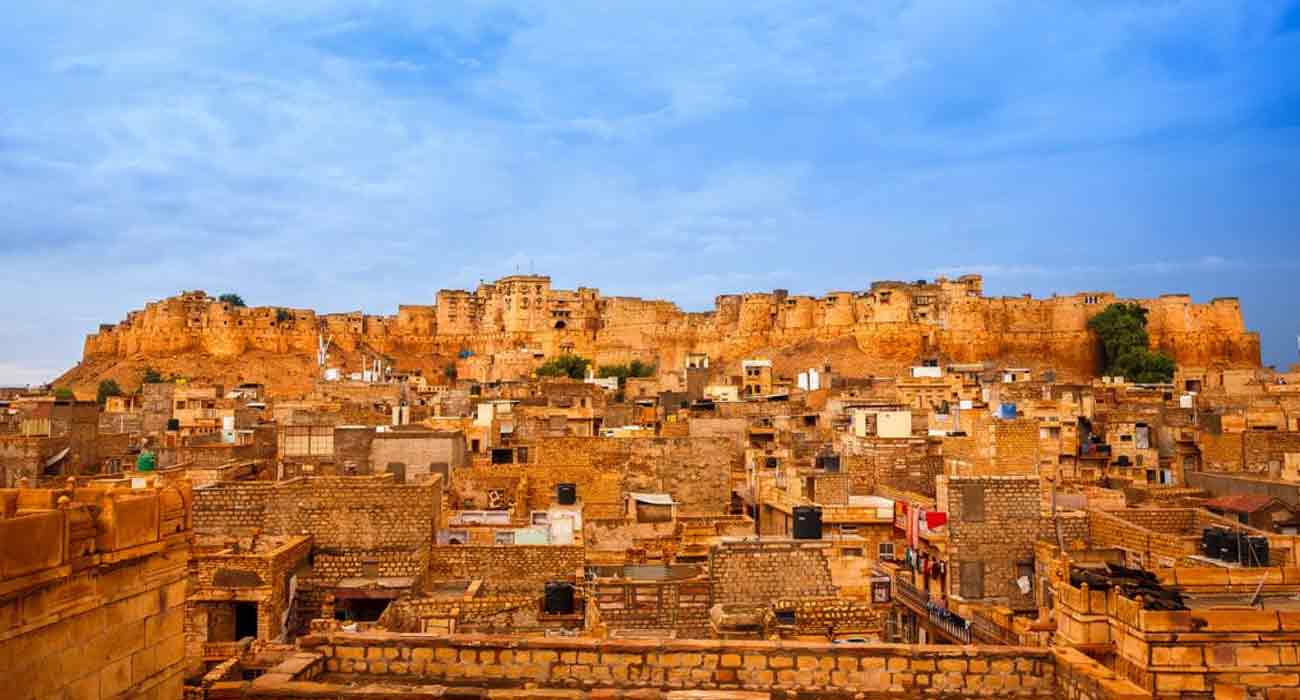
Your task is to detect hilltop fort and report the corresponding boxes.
[59,274,1260,396]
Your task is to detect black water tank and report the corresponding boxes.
[1246,537,1270,567]
[793,506,823,540]
[1202,528,1223,559]
[556,483,577,505]
[1220,530,1241,563]
[166,418,180,431]
[544,582,575,615]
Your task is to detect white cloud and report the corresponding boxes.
[1,1,1298,372]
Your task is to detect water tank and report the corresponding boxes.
[544,582,575,615]
[556,483,577,506]
[1202,528,1223,559]
[166,418,180,431]
[1220,530,1241,563]
[793,506,823,540]
[1246,537,1270,567]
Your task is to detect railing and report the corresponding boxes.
[970,608,1018,645]
[894,574,929,610]
[925,602,972,644]
[894,574,972,644]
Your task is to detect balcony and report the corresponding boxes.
[894,573,972,644]
[894,574,929,611]
[928,605,972,644]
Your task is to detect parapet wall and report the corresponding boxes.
[193,476,440,549]
[1,483,192,699]
[302,632,1058,697]
[426,544,585,583]
[709,540,838,605]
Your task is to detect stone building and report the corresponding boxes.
[0,478,191,699]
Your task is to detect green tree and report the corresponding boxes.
[218,293,246,307]
[443,363,458,381]
[536,354,591,379]
[141,366,165,384]
[54,387,75,400]
[96,379,123,405]
[276,307,293,323]
[596,360,657,387]
[1087,303,1176,383]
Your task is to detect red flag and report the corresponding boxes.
[925,511,948,529]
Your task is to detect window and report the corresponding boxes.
[959,561,984,599]
[878,542,896,560]
[234,602,258,640]
[495,531,516,545]
[959,483,985,522]
[1016,561,1034,594]
[842,547,863,557]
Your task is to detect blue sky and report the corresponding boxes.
[2,2,1299,384]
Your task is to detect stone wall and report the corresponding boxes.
[838,435,939,497]
[2,547,190,700]
[303,632,1059,697]
[193,481,271,535]
[710,540,837,605]
[775,597,887,637]
[939,475,1043,608]
[530,436,737,515]
[426,544,585,583]
[368,431,467,482]
[944,417,1041,476]
[591,577,712,637]
[1,484,192,699]
[193,476,441,621]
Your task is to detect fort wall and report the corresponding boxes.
[77,276,1261,392]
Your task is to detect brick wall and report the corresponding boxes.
[710,540,837,605]
[945,417,1040,476]
[306,632,1059,697]
[940,475,1042,608]
[193,481,272,535]
[1243,430,1300,474]
[193,476,441,622]
[1197,430,1242,471]
[530,436,737,515]
[776,597,886,637]
[591,577,712,637]
[427,544,584,582]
